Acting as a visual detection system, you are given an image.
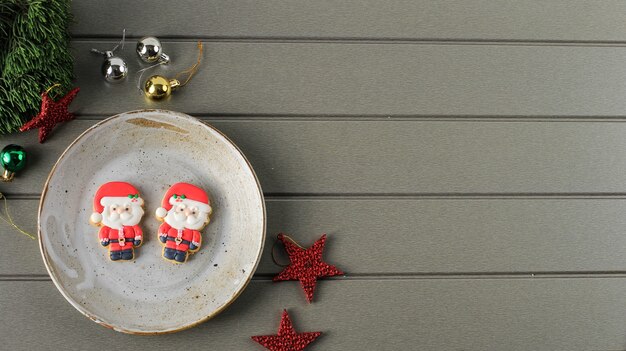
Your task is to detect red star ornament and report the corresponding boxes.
[252,310,321,351]
[20,87,80,143]
[273,233,343,302]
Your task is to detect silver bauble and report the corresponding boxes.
[136,36,170,64]
[102,52,128,83]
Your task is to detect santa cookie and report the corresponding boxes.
[155,183,212,263]
[89,182,145,261]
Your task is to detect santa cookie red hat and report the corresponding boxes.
[155,182,212,219]
[90,182,143,224]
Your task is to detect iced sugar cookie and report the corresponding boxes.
[89,182,145,261]
[155,183,212,263]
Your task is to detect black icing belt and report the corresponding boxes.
[166,237,191,245]
[108,238,136,243]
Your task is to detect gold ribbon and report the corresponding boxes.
[271,233,305,267]
[44,83,61,94]
[0,193,35,240]
[174,41,203,87]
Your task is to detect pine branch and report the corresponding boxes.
[0,0,74,134]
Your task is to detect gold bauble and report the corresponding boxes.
[144,75,180,100]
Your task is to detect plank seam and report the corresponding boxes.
[9,272,626,282]
[69,36,626,47]
[72,115,626,122]
[12,193,626,200]
[264,193,626,200]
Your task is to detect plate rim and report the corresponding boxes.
[37,109,267,334]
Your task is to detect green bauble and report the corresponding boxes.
[1,144,26,173]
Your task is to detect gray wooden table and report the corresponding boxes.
[4,1,626,350]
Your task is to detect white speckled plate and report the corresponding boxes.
[38,110,265,334]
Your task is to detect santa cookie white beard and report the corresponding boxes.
[156,182,212,264]
[90,182,145,261]
[164,209,207,231]
[101,200,144,229]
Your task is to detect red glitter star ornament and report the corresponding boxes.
[273,233,343,303]
[20,87,80,143]
[252,310,321,351]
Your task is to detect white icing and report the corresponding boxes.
[155,207,167,218]
[163,205,209,231]
[168,196,211,213]
[101,195,144,206]
[90,212,102,224]
[99,196,144,230]
[115,228,126,246]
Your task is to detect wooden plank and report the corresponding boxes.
[71,0,626,42]
[72,41,626,117]
[8,120,626,196]
[0,200,39,276]
[3,279,626,350]
[6,197,626,276]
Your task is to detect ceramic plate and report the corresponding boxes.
[38,110,265,334]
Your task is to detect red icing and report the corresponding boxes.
[93,181,141,213]
[159,182,210,212]
[158,222,201,252]
[99,225,143,251]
